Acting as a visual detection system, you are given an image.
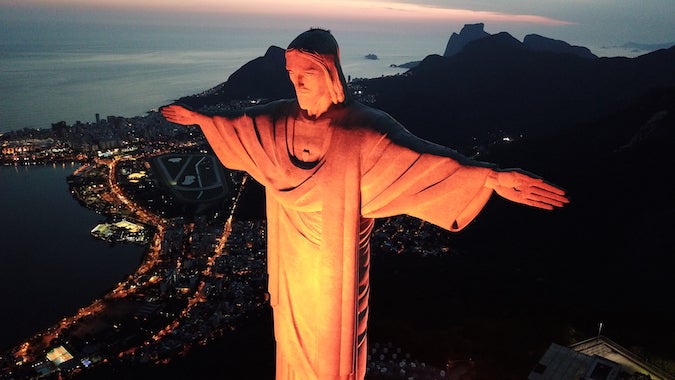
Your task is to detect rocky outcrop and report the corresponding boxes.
[443,22,490,57]
[444,24,598,60]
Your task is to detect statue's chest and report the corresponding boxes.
[286,116,333,164]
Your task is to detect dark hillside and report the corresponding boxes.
[177,46,293,108]
[367,85,675,379]
[363,33,675,152]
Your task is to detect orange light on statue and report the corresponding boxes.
[161,28,568,380]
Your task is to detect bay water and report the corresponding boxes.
[0,164,144,351]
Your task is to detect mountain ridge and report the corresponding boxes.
[178,26,674,154]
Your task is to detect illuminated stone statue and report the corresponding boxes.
[162,28,569,380]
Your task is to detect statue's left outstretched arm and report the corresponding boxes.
[483,169,570,210]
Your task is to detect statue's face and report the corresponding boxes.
[285,51,333,117]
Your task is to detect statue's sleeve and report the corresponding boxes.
[197,108,279,186]
[198,113,253,171]
[360,129,494,232]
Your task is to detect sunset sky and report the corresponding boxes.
[2,0,674,49]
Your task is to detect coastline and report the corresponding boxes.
[0,164,145,351]
[0,153,460,380]
[1,154,275,378]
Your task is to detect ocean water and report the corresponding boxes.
[0,20,444,133]
[1,19,650,134]
[0,164,145,350]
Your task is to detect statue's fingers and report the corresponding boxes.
[523,198,555,210]
[526,192,567,208]
[530,186,569,203]
[534,182,567,196]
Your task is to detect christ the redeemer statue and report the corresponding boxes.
[162,28,569,380]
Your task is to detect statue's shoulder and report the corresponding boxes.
[244,99,295,119]
[338,102,476,160]
[335,101,405,136]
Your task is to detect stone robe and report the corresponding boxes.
[198,99,494,380]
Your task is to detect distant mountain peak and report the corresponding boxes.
[523,34,597,59]
[444,23,597,60]
[454,31,524,59]
[177,45,293,108]
[443,22,490,57]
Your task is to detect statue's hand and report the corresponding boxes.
[485,169,569,210]
[161,104,199,126]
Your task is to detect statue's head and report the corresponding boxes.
[285,28,348,115]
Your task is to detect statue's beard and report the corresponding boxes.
[296,92,331,117]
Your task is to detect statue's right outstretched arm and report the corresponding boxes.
[162,103,259,173]
[161,104,214,128]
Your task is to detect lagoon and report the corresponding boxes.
[0,164,145,351]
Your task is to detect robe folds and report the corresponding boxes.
[198,99,495,380]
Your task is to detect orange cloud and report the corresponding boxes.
[9,0,575,26]
[230,1,575,26]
